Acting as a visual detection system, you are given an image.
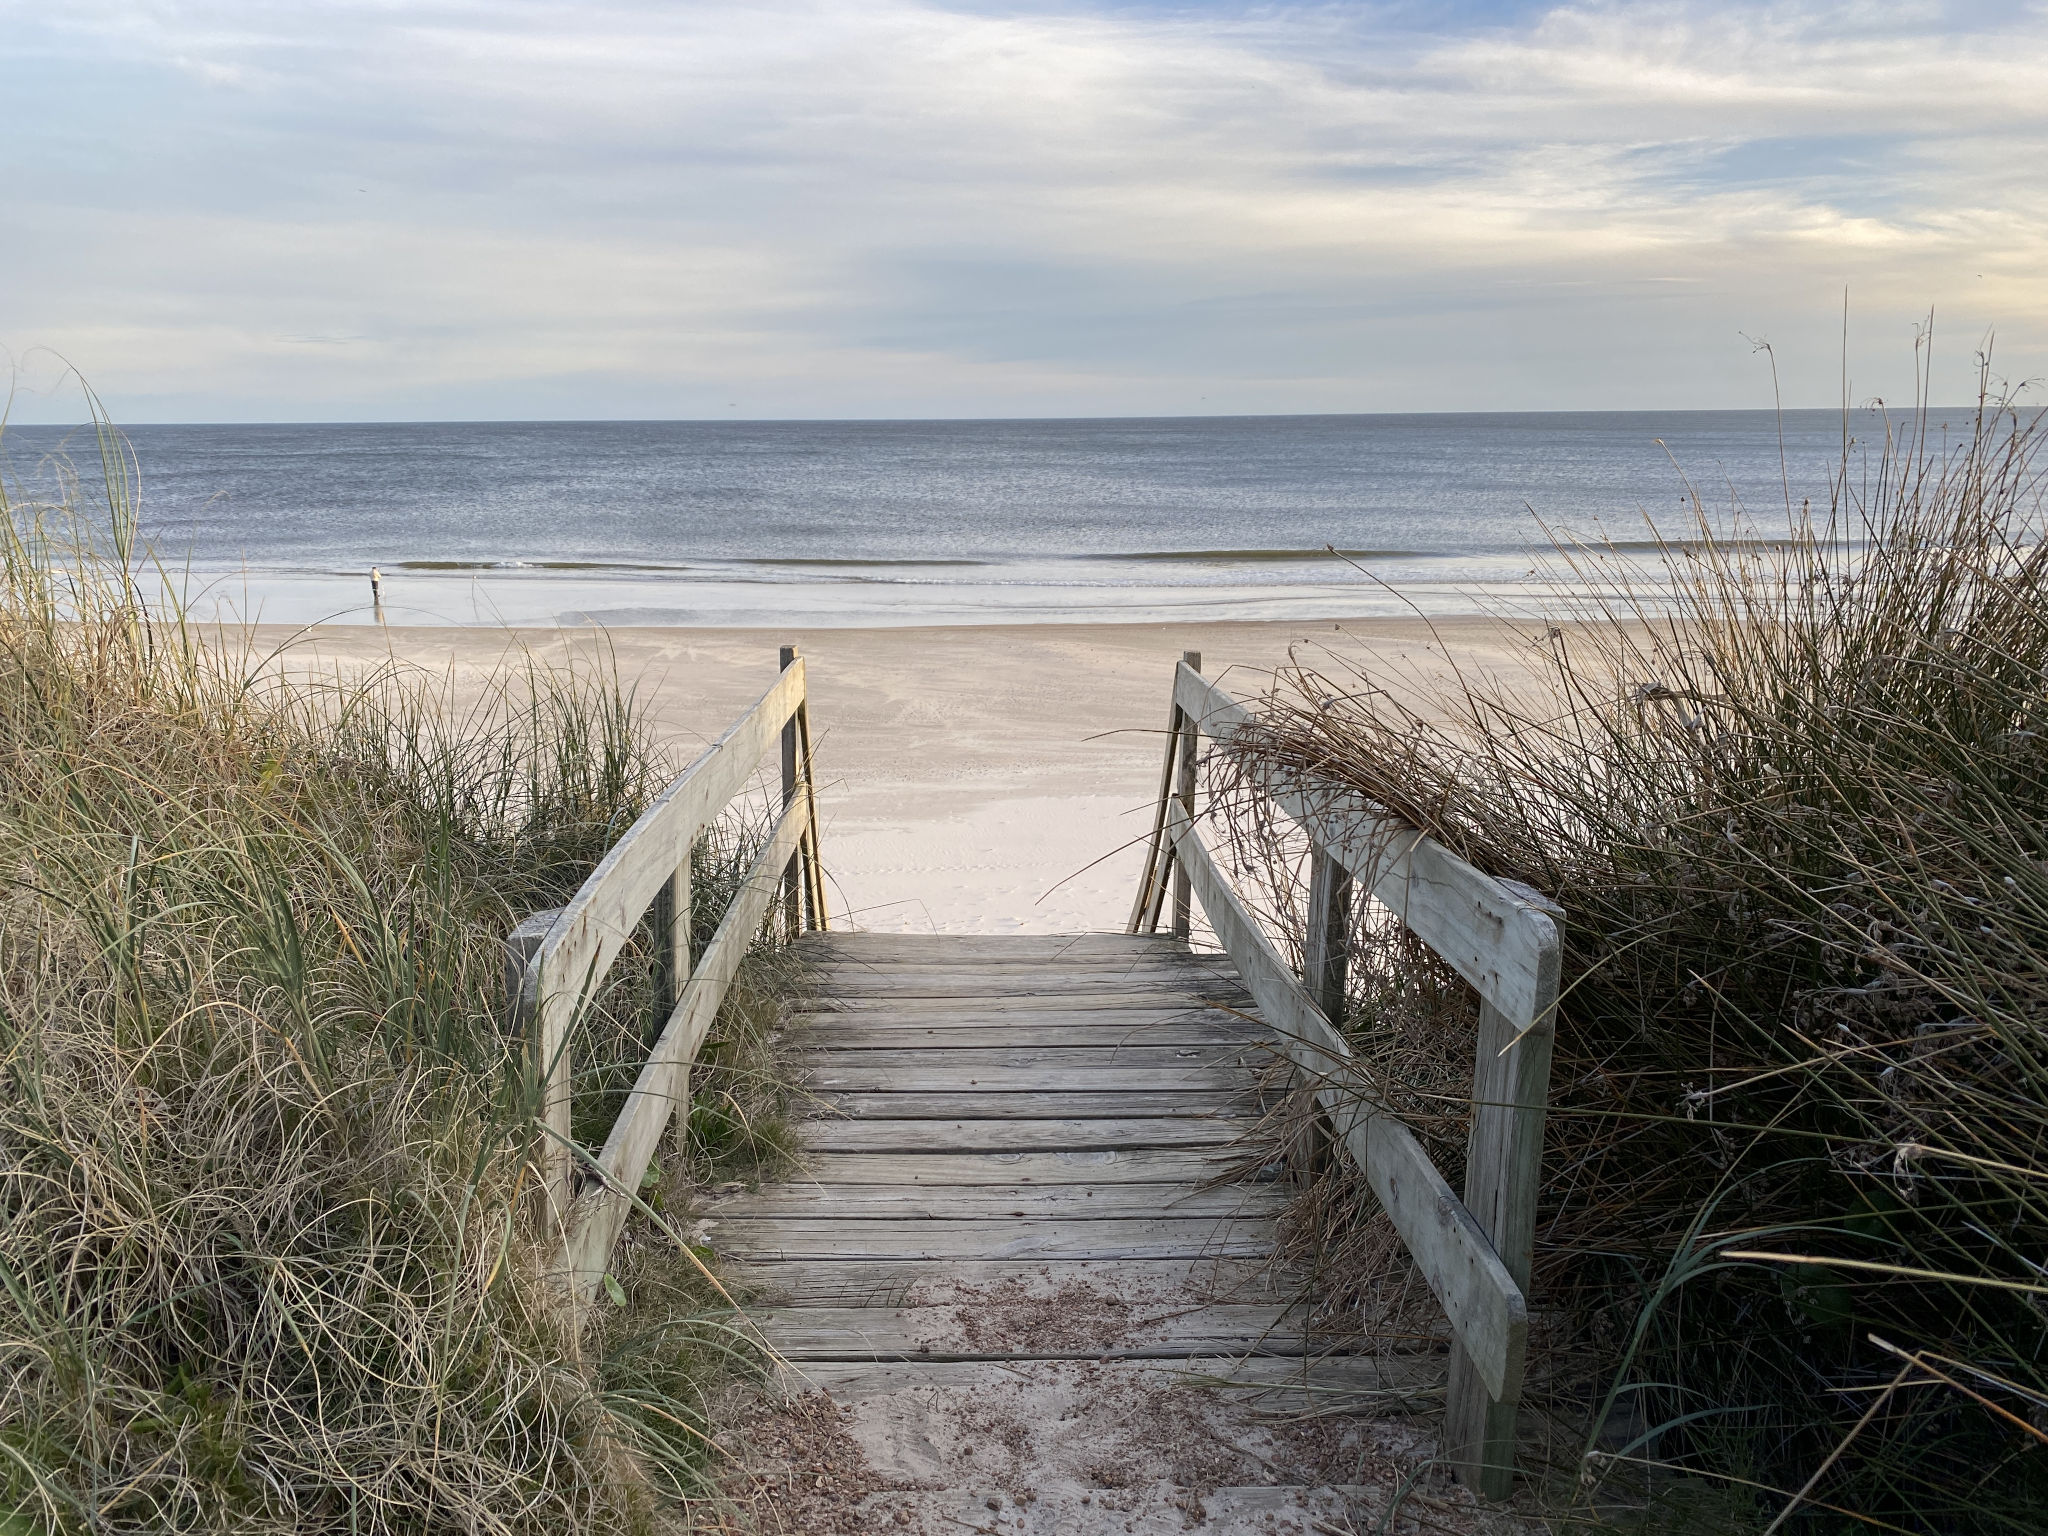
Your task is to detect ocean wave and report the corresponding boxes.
[734,556,989,569]
[1587,537,1854,555]
[1080,547,1429,564]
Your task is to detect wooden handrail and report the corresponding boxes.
[507,648,827,1314]
[1133,658,1562,1501]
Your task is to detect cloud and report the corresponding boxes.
[2,0,2043,418]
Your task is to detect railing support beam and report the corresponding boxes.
[1170,651,1200,940]
[1144,657,1563,1501]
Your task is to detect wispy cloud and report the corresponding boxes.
[3,1,2042,418]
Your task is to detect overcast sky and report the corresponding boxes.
[3,1,2043,422]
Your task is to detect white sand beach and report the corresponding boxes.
[262,616,1556,934]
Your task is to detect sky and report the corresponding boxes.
[2,0,2044,422]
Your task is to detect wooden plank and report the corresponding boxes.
[801,935,1200,960]
[792,1149,1248,1185]
[799,1063,1255,1094]
[813,958,1232,976]
[754,1302,1321,1361]
[818,977,1240,998]
[824,989,1252,1013]
[802,1118,1249,1153]
[793,1044,1271,1070]
[786,1355,1436,1408]
[1172,650,1201,937]
[811,1090,1259,1120]
[793,693,828,930]
[809,951,1233,969]
[793,1024,1268,1050]
[1303,848,1352,1029]
[1128,665,1188,931]
[804,955,1232,974]
[724,1256,1295,1305]
[1444,986,1561,1499]
[711,1183,1285,1221]
[1168,801,1528,1402]
[530,658,807,1218]
[791,1004,1260,1029]
[556,791,812,1303]
[705,1215,1275,1262]
[1172,662,1562,1032]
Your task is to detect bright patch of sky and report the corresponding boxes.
[2,1,2043,421]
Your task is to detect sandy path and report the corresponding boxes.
[262,615,1554,934]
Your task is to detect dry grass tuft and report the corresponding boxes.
[0,410,796,1532]
[1207,373,2048,1529]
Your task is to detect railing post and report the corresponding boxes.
[661,862,694,1148]
[1444,919,1562,1499]
[1296,848,1352,1172]
[1130,659,1188,935]
[780,644,802,941]
[1171,651,1201,940]
[1303,849,1351,1028]
[504,907,570,1232]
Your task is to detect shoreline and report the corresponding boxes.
[260,616,1557,933]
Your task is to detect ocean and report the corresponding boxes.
[0,410,1878,627]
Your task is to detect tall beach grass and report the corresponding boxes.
[0,412,790,1532]
[1211,375,2048,1529]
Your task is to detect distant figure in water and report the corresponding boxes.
[370,566,383,620]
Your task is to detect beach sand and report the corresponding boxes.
[265,617,1557,933]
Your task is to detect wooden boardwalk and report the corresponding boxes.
[520,647,1556,1515]
[706,930,1372,1390]
[517,649,1557,1513]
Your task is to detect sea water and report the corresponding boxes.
[0,410,1888,626]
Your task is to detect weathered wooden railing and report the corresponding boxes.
[506,645,826,1310]
[1130,651,1562,1500]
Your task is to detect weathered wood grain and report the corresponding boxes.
[811,1089,1260,1120]
[529,659,807,1221]
[822,988,1252,1013]
[795,1043,1269,1070]
[711,1182,1285,1221]
[724,1255,1295,1305]
[1168,800,1528,1403]
[802,934,1195,960]
[556,791,811,1303]
[754,1302,1321,1361]
[800,1117,1251,1153]
[793,1025,1267,1052]
[787,1354,1437,1409]
[1444,987,1561,1498]
[799,1063,1255,1094]
[706,1215,1275,1262]
[792,1148,1247,1185]
[790,1005,1260,1031]
[1172,662,1561,1033]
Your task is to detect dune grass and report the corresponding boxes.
[1211,378,2048,1529]
[0,416,795,1532]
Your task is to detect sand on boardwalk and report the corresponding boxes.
[258,616,1558,934]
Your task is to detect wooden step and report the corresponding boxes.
[809,1089,1261,1119]
[705,1215,1275,1262]
[799,1063,1256,1093]
[793,1043,1271,1069]
[801,1117,1256,1152]
[712,1181,1285,1221]
[724,1256,1297,1305]
[754,1301,1327,1361]
[782,1354,1438,1411]
[791,1149,1257,1185]
[791,1021,1267,1049]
